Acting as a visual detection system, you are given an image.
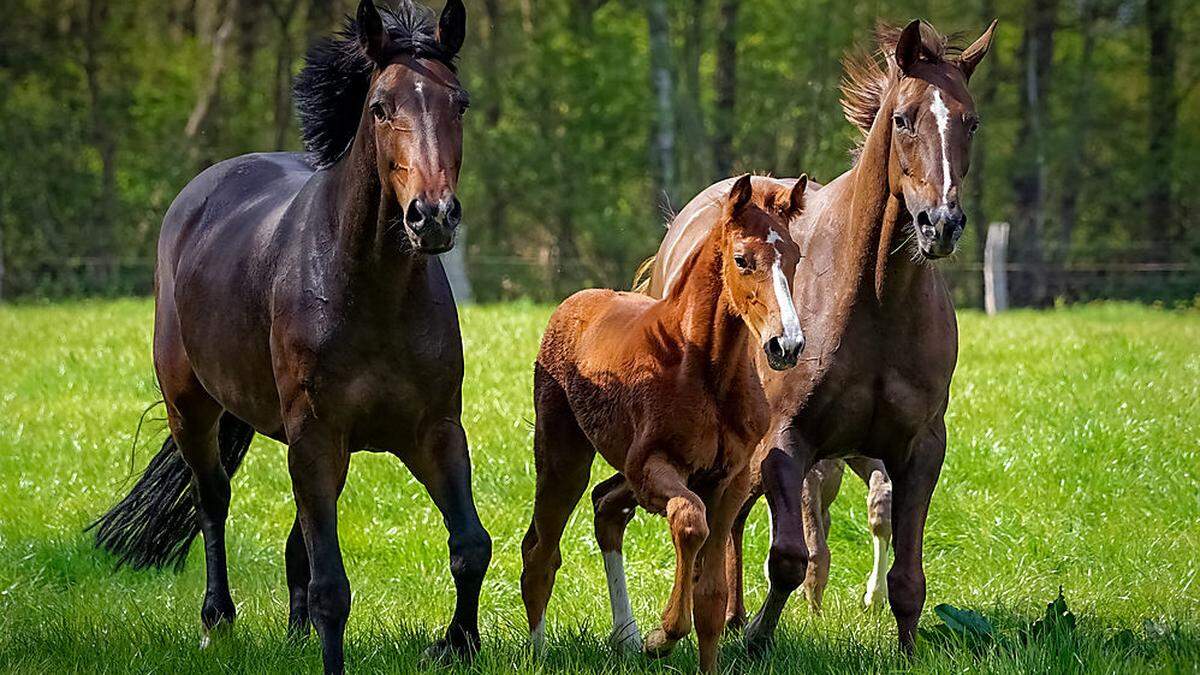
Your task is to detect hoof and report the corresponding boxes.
[743,623,773,658]
[863,588,887,611]
[421,635,479,667]
[198,621,233,650]
[724,614,747,635]
[608,621,642,653]
[642,628,679,659]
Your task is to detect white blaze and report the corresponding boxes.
[930,89,952,202]
[767,230,803,346]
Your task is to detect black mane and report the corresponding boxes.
[294,1,457,169]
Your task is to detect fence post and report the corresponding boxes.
[984,222,1009,315]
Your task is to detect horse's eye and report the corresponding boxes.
[458,101,470,118]
[733,253,751,272]
[892,112,913,134]
[966,117,981,136]
[370,101,388,122]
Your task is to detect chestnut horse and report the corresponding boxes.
[644,20,996,652]
[88,2,490,672]
[521,175,807,672]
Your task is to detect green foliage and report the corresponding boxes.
[1,0,1199,301]
[0,301,1199,671]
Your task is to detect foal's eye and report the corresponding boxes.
[892,112,913,134]
[733,253,751,273]
[370,101,388,122]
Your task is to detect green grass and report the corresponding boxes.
[0,299,1198,673]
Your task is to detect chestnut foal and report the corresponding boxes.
[520,174,807,672]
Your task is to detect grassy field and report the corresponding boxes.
[0,299,1197,673]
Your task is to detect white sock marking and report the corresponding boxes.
[864,533,890,608]
[603,550,641,649]
[930,89,952,203]
[530,617,546,652]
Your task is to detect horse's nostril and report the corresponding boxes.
[916,211,932,228]
[406,199,426,229]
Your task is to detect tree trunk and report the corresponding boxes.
[1146,0,1177,257]
[83,0,117,259]
[1010,0,1058,306]
[678,0,708,194]
[186,0,240,169]
[1057,0,1099,281]
[646,0,676,211]
[968,0,997,275]
[269,0,301,150]
[713,0,739,177]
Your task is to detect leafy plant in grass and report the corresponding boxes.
[1021,587,1077,644]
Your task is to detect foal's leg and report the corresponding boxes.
[801,460,844,615]
[288,428,351,675]
[885,420,945,652]
[723,492,758,631]
[635,455,709,659]
[691,470,750,673]
[404,419,493,660]
[592,473,641,652]
[520,377,594,652]
[158,349,233,643]
[744,430,814,653]
[285,510,311,637]
[847,457,892,610]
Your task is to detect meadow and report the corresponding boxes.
[0,299,1197,673]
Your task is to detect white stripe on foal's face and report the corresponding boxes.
[930,88,953,203]
[766,230,803,347]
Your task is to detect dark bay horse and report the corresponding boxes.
[88,2,489,672]
[522,175,807,673]
[644,20,996,652]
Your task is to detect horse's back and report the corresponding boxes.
[649,175,817,298]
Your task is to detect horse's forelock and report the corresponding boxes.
[293,1,458,170]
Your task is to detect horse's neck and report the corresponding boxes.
[665,233,751,395]
[822,108,926,330]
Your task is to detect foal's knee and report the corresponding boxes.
[666,497,709,550]
[767,539,809,593]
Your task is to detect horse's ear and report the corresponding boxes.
[895,19,923,75]
[727,174,753,215]
[357,0,389,64]
[437,0,467,57]
[959,19,997,81]
[783,174,808,219]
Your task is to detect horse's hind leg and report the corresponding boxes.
[404,419,493,661]
[156,336,233,642]
[723,490,758,631]
[521,371,594,651]
[592,473,640,652]
[285,511,311,636]
[691,469,750,673]
[801,459,845,614]
[847,456,892,610]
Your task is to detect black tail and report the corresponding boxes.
[88,412,255,571]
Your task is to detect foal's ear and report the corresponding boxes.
[895,19,924,75]
[781,174,808,219]
[727,174,754,215]
[959,19,997,81]
[357,0,389,64]
[437,0,467,57]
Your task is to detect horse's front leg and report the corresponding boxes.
[744,425,814,653]
[287,427,352,675]
[885,419,945,652]
[285,510,311,637]
[404,418,492,662]
[692,469,750,673]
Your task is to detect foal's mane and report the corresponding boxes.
[840,22,964,148]
[294,1,458,169]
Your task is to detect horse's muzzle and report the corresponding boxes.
[764,334,803,370]
[405,196,462,254]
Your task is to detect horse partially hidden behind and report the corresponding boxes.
[521,175,807,673]
[644,19,996,653]
[88,2,490,672]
